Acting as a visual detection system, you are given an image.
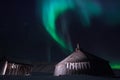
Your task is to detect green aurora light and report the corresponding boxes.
[39,0,102,50]
[37,0,120,69]
[41,0,75,50]
[110,63,120,69]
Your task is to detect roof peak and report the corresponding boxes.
[75,43,80,52]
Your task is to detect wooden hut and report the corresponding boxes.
[0,57,33,76]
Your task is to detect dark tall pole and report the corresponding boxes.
[47,45,51,63]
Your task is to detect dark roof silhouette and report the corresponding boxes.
[54,44,114,76]
[58,44,108,64]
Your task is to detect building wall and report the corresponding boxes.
[89,61,114,76]
[54,61,114,76]
[0,61,32,76]
[54,64,67,76]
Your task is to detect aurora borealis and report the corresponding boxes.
[37,0,120,69]
[39,0,102,50]
[111,64,120,70]
[39,0,120,50]
[0,0,120,71]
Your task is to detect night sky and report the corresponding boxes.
[0,0,120,69]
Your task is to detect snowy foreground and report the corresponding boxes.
[0,75,120,80]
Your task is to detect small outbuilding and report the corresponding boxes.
[0,57,33,76]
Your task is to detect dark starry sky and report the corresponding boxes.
[0,0,120,65]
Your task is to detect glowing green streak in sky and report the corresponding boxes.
[111,63,120,69]
[42,0,74,50]
[37,0,120,67]
[41,0,102,50]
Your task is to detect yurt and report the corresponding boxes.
[54,44,114,76]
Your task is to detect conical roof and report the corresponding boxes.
[54,44,113,76]
[58,44,107,64]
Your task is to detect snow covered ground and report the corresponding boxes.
[0,74,120,80]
